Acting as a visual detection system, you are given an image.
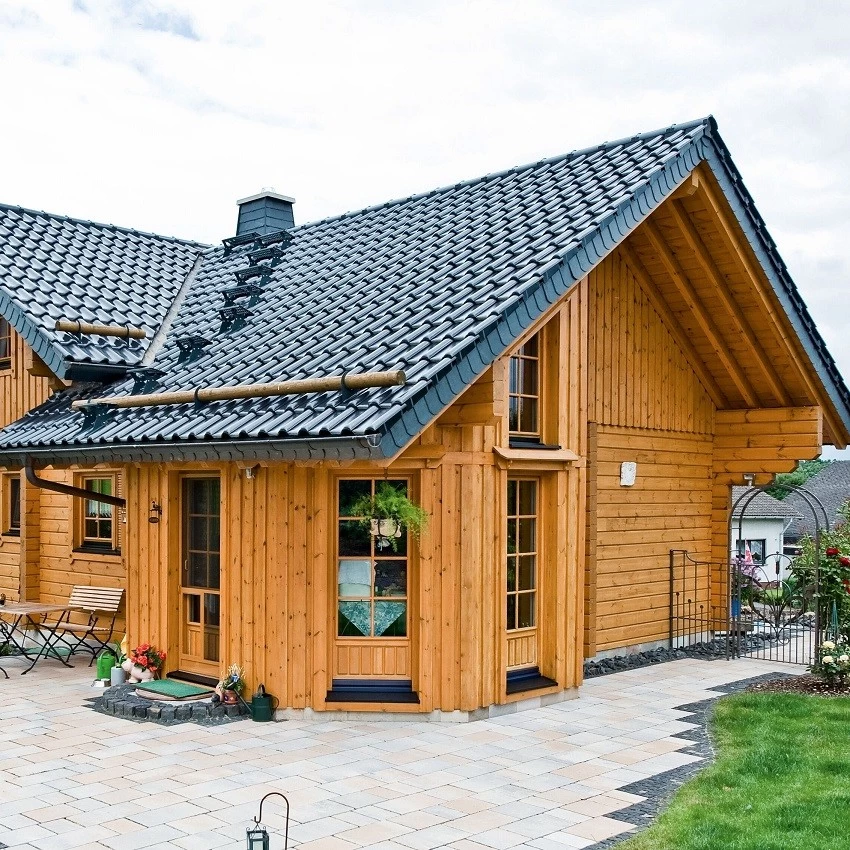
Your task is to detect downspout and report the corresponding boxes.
[25,462,126,508]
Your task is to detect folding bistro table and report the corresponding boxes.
[0,601,74,674]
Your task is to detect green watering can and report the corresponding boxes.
[250,684,277,722]
[96,651,117,680]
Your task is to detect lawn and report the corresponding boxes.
[619,692,850,850]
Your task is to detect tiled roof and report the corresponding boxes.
[1,116,849,463]
[784,462,850,538]
[731,486,801,520]
[0,203,205,377]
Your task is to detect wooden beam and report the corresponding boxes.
[668,200,791,406]
[696,172,846,445]
[619,241,727,409]
[672,172,701,199]
[642,217,759,407]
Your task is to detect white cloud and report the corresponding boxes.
[1,0,849,385]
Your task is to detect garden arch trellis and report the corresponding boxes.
[669,482,829,665]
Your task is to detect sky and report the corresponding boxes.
[1,0,849,450]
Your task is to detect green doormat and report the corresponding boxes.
[134,679,212,701]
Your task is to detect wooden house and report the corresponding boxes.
[0,117,848,716]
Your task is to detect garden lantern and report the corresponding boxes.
[247,792,289,850]
[245,824,269,850]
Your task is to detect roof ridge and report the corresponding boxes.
[291,117,712,233]
[0,201,209,249]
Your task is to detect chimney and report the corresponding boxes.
[235,188,295,236]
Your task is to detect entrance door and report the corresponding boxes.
[334,478,411,681]
[506,478,539,670]
[179,477,221,676]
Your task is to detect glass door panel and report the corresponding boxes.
[179,477,221,675]
[506,478,539,670]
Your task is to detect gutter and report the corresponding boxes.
[2,434,385,466]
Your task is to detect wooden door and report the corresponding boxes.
[333,478,411,680]
[179,477,221,677]
[506,478,539,670]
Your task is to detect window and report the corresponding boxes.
[735,538,766,565]
[0,318,11,371]
[509,333,540,439]
[507,479,537,630]
[3,474,20,535]
[78,475,119,552]
[337,479,408,638]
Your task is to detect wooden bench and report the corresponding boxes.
[50,586,124,666]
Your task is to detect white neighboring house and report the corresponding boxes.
[731,487,802,582]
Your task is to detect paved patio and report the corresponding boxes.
[0,655,800,850]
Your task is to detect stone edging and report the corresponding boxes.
[583,635,778,679]
[88,683,250,725]
[582,671,794,850]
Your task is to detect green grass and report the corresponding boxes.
[619,693,850,850]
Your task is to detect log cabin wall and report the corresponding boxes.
[33,468,127,632]
[0,326,51,429]
[121,287,588,713]
[584,247,717,655]
[0,327,51,599]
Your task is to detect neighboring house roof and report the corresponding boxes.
[0,203,206,378]
[784,462,850,539]
[731,486,801,521]
[1,116,849,463]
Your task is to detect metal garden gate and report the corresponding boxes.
[669,483,829,666]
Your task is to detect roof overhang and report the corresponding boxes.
[0,434,384,467]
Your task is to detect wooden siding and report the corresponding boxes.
[0,328,50,600]
[0,326,51,429]
[34,469,127,633]
[587,247,715,434]
[587,425,713,652]
[120,291,588,713]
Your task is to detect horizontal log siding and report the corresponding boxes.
[36,469,127,635]
[589,425,713,652]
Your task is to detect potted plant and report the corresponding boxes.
[121,643,166,683]
[217,663,246,705]
[349,482,428,551]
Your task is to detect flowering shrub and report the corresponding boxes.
[218,663,245,694]
[128,643,166,675]
[790,502,850,639]
[810,640,850,684]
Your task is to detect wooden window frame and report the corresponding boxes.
[2,473,20,537]
[506,477,539,633]
[508,333,542,442]
[336,477,411,640]
[0,318,11,372]
[74,473,120,555]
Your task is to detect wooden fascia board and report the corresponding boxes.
[643,217,758,407]
[695,164,848,447]
[667,199,791,406]
[619,241,727,409]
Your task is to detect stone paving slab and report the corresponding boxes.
[0,656,802,849]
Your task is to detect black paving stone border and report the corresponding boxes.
[583,634,779,679]
[88,683,249,725]
[582,671,795,850]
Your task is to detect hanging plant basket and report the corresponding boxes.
[370,518,403,539]
[350,482,429,552]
